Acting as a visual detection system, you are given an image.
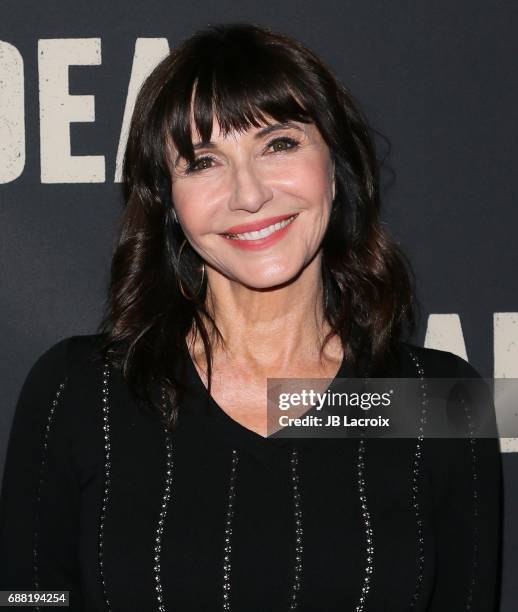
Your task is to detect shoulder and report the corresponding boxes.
[3,334,112,507]
[7,334,108,472]
[16,333,109,423]
[393,341,483,379]
[394,341,499,442]
[25,333,108,380]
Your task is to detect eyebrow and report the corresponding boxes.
[174,121,305,165]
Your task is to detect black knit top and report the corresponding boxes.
[0,334,503,611]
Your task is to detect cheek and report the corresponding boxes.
[277,154,333,204]
[171,181,217,235]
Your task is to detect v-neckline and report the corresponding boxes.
[180,341,350,464]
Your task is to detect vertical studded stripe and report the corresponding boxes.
[222,449,239,610]
[406,349,428,609]
[154,386,174,612]
[355,370,375,611]
[220,446,304,610]
[355,433,373,612]
[460,393,480,610]
[289,447,303,610]
[99,360,112,611]
[32,378,68,612]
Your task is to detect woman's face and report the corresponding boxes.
[169,116,335,289]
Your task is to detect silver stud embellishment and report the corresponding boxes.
[355,432,373,612]
[289,446,303,610]
[154,385,174,612]
[32,377,67,612]
[460,393,480,610]
[222,449,239,610]
[406,349,428,608]
[220,447,304,611]
[99,360,112,612]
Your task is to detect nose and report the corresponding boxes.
[228,160,274,213]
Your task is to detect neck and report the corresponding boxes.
[186,263,341,371]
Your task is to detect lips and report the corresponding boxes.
[220,213,298,251]
[221,213,298,236]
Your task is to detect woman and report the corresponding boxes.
[0,23,502,611]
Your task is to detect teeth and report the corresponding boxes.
[226,215,297,241]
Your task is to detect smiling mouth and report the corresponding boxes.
[223,214,299,241]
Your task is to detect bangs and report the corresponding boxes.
[164,31,315,166]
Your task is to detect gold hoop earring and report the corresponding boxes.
[177,238,206,300]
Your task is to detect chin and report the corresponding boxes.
[230,261,304,290]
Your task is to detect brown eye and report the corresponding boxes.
[269,136,299,153]
[186,155,215,173]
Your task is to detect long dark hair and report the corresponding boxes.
[98,22,417,430]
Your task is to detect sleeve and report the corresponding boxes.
[427,353,503,611]
[0,337,84,610]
